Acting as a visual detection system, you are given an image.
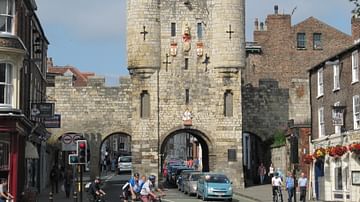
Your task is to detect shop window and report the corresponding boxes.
[224,90,233,117]
[140,91,150,118]
[0,0,15,33]
[0,141,9,171]
[334,159,343,190]
[0,63,12,106]
[297,33,306,49]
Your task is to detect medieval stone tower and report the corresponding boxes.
[127,0,246,188]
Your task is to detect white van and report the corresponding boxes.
[118,156,132,173]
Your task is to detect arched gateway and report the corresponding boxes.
[47,0,246,189]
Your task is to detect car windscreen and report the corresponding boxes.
[190,174,201,181]
[205,175,230,183]
[119,157,131,162]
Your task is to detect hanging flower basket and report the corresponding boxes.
[313,147,326,159]
[303,154,313,164]
[328,145,348,158]
[349,143,360,155]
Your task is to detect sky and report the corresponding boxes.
[35,0,355,86]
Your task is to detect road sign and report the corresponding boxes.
[62,134,83,151]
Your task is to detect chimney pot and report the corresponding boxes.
[274,5,279,14]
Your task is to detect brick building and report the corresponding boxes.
[242,5,354,186]
[0,0,50,200]
[308,16,360,202]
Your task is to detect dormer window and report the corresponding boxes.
[0,0,15,34]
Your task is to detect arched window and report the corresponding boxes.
[0,0,15,33]
[0,63,12,106]
[224,90,233,117]
[140,90,150,118]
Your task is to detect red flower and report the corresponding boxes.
[303,154,313,164]
[349,143,360,154]
[328,145,347,157]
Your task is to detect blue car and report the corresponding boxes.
[196,173,233,201]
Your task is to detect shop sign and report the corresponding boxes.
[44,114,61,128]
[31,102,55,118]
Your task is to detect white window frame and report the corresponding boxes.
[319,107,325,137]
[353,95,360,130]
[0,63,12,107]
[352,50,359,83]
[0,0,15,34]
[334,159,343,191]
[317,68,324,97]
[333,64,340,91]
[333,102,341,135]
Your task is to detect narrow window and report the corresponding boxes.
[184,58,189,70]
[318,107,325,137]
[352,50,359,83]
[197,23,203,39]
[171,22,176,37]
[297,33,306,49]
[333,63,340,90]
[317,68,323,97]
[0,0,15,33]
[353,95,360,130]
[313,33,322,49]
[224,90,233,117]
[140,90,150,118]
[0,63,12,106]
[185,89,189,105]
[334,159,343,190]
[333,102,341,134]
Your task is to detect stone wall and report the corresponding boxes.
[242,79,289,140]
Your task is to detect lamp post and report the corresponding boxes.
[157,67,161,179]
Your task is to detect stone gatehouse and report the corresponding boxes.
[47,0,246,189]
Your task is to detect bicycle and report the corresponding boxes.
[273,186,282,202]
[87,193,106,202]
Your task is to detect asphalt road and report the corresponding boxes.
[99,172,255,202]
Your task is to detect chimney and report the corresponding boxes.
[254,18,259,31]
[352,15,360,43]
[274,5,279,14]
[260,22,264,31]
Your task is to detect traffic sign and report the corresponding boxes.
[62,134,83,151]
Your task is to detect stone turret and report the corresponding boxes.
[210,0,245,75]
[127,0,160,78]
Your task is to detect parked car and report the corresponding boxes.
[196,173,233,201]
[170,166,193,185]
[117,156,132,173]
[177,170,199,191]
[183,172,202,195]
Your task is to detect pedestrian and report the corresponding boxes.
[298,172,308,202]
[111,157,116,172]
[64,167,73,198]
[285,171,295,202]
[268,163,274,179]
[258,163,266,184]
[0,179,13,202]
[194,158,199,170]
[50,165,59,193]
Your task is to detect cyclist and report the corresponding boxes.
[89,177,106,201]
[272,172,283,202]
[140,175,165,202]
[123,173,140,202]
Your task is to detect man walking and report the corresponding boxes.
[298,172,308,202]
[285,172,295,202]
[258,163,266,184]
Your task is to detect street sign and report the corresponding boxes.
[62,134,83,151]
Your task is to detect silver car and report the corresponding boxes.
[183,172,202,196]
[118,156,132,173]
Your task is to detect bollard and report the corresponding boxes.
[49,192,53,202]
[73,191,78,202]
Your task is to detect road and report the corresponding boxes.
[99,172,255,202]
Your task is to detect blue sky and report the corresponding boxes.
[35,0,354,86]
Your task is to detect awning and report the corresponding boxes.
[25,141,39,159]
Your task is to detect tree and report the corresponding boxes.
[350,0,360,15]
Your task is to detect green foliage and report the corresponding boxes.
[271,129,286,147]
[350,0,360,15]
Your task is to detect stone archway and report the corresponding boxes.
[160,128,213,175]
